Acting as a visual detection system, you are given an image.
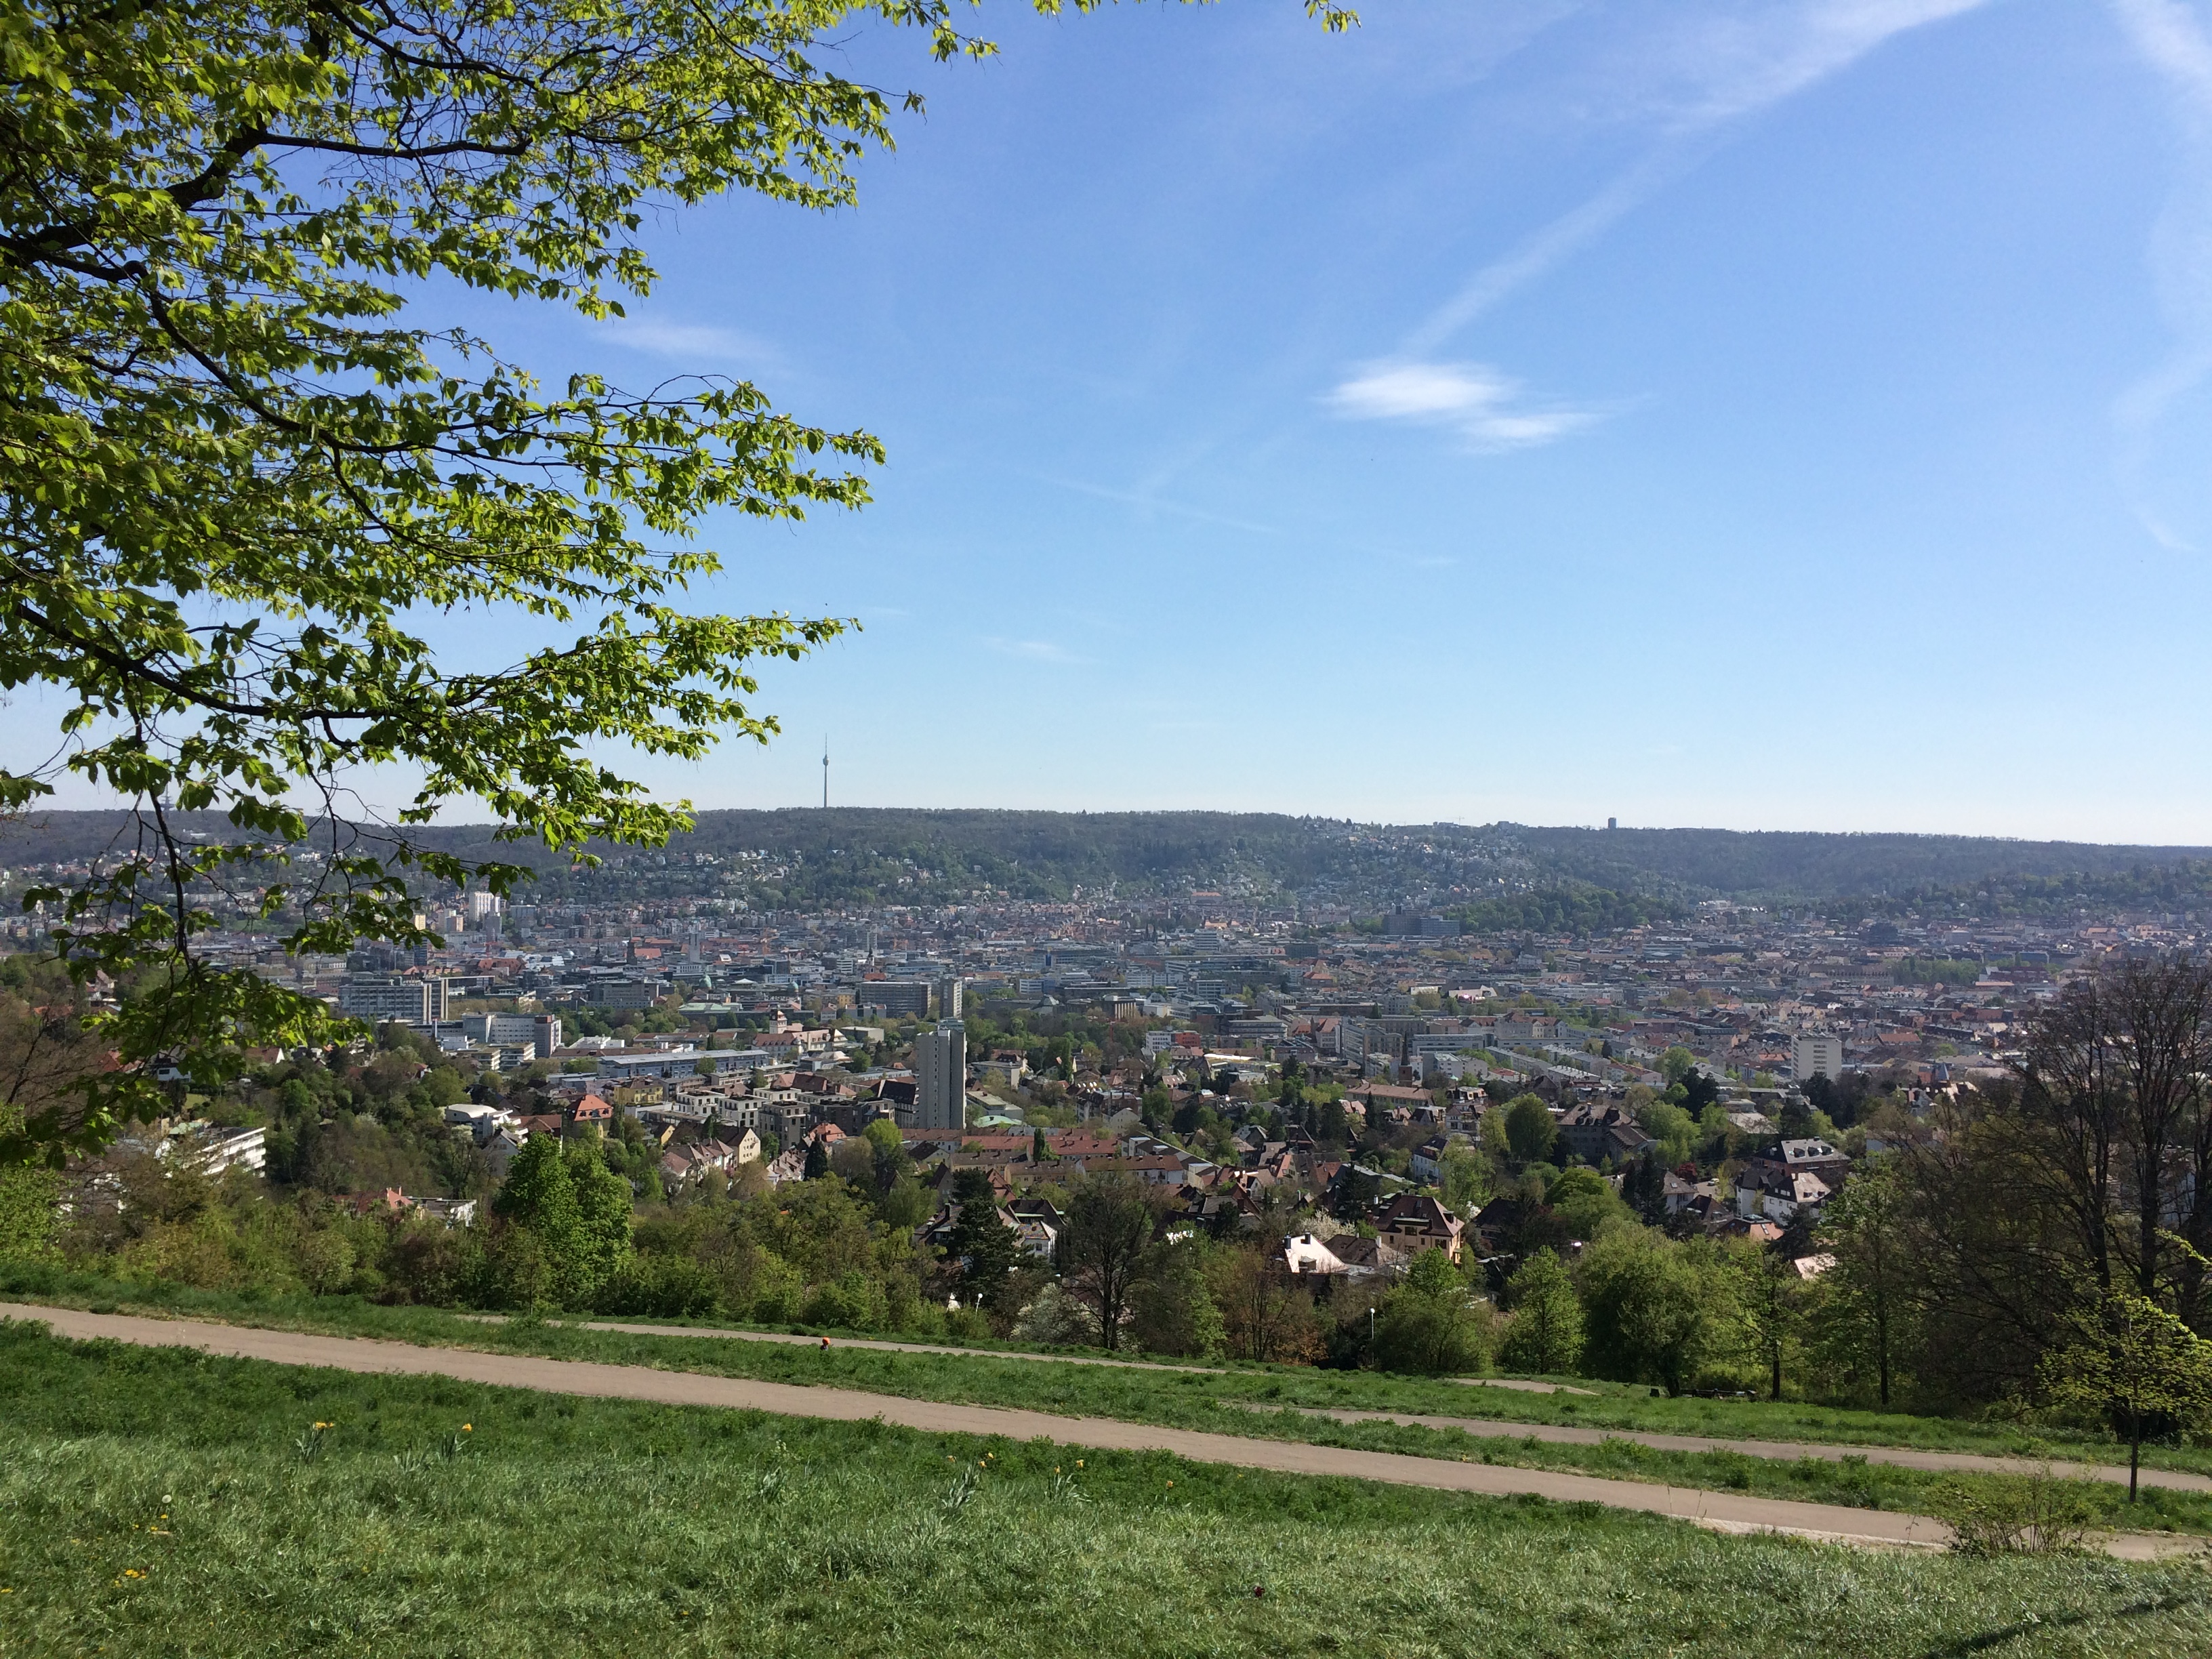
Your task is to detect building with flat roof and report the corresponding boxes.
[1791,1033,1844,1083]
[916,1019,966,1132]
[594,1048,774,1084]
[859,980,931,1019]
[340,975,449,1027]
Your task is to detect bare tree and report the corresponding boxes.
[1055,1174,1158,1351]
[2017,956,2212,1317]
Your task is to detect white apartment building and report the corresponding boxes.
[1791,1032,1845,1083]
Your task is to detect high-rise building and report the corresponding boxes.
[339,975,449,1027]
[938,976,963,1020]
[1791,1033,1844,1084]
[916,1019,966,1132]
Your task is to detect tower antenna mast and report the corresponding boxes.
[821,736,829,809]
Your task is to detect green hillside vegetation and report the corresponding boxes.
[1511,826,2212,902]
[1827,860,2212,923]
[9,809,2212,915]
[5,1325,2209,1659]
[12,1259,2209,1469]
[1449,881,1683,935]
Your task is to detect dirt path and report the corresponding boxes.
[547,1316,2203,1491]
[19,1302,2196,1561]
[564,1317,1591,1393]
[1269,1405,2212,1494]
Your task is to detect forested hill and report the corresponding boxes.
[1504,826,2212,899]
[4,808,2209,916]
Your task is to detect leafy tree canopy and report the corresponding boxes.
[0,0,1352,1164]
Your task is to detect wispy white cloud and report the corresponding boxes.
[1403,1,1994,354]
[1354,2,1991,461]
[1643,0,1995,129]
[601,319,783,371]
[1403,152,1690,358]
[2106,0,2212,549]
[1328,361,1603,451]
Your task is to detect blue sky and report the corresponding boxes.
[32,0,2212,842]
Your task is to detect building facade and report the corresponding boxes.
[1791,1033,1845,1083]
[916,1019,966,1132]
[339,975,449,1027]
[859,981,931,1019]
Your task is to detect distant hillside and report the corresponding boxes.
[4,808,2207,918]
[1502,825,2212,903]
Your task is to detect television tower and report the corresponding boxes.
[821,736,829,808]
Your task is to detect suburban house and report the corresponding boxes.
[1555,1103,1656,1164]
[1374,1192,1466,1262]
[1283,1232,1349,1275]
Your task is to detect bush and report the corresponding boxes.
[1930,1469,2102,1555]
[945,1303,996,1341]
[803,1269,886,1332]
[1010,1282,1094,1347]
[377,1213,489,1307]
[597,1252,722,1319]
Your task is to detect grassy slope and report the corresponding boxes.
[13,1266,2205,1469]
[7,1281,2212,1537]
[2,1326,2208,1659]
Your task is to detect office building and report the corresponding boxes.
[588,978,660,1010]
[861,980,931,1019]
[458,1012,563,1057]
[340,975,449,1027]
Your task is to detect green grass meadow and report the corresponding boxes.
[11,1266,2212,1536]
[9,1261,2210,1475]
[1,1324,2210,1659]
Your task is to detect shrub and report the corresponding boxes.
[803,1269,886,1332]
[1930,1469,2102,1555]
[597,1252,722,1319]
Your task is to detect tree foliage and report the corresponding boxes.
[1498,1247,1582,1376]
[1127,1237,1225,1359]
[2040,1289,2212,1501]
[0,0,1353,1165]
[1496,1094,1555,1164]
[1815,1160,1911,1406]
[1371,1246,1490,1376]
[1576,1228,1733,1396]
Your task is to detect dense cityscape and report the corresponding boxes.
[13,812,2205,1385]
[10,0,2212,1647]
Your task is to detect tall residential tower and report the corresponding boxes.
[916,1019,966,1132]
